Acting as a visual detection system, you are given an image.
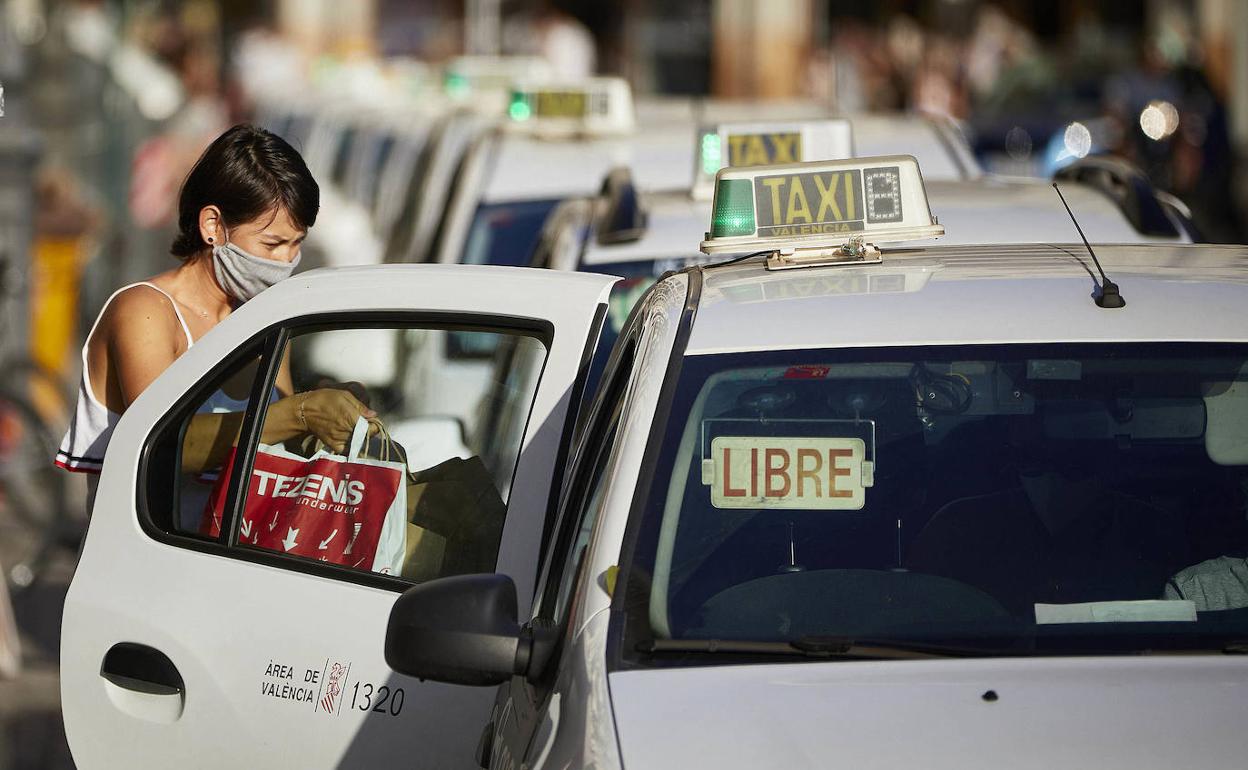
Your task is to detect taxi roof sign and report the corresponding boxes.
[443,56,552,98]
[506,77,635,138]
[692,119,854,200]
[700,155,944,267]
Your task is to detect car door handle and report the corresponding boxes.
[101,642,184,696]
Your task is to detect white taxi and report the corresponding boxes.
[436,107,986,271]
[397,157,1248,769]
[420,111,981,427]
[62,156,1248,770]
[611,118,1189,277]
[527,119,1196,394]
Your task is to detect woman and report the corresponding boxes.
[56,124,371,507]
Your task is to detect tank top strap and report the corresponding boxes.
[128,281,195,348]
[85,281,196,351]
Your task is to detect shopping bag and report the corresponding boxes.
[401,523,447,583]
[405,455,506,576]
[202,417,407,575]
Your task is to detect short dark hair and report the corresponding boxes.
[170,124,319,258]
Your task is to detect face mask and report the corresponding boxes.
[211,236,300,303]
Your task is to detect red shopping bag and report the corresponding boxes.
[201,418,407,574]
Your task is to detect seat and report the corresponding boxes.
[908,469,1187,617]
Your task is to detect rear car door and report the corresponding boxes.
[61,265,615,768]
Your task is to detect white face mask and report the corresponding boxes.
[211,234,300,303]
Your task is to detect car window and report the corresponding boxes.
[443,199,563,362]
[380,140,436,263]
[142,341,268,538]
[538,341,634,622]
[550,418,618,621]
[144,322,548,586]
[624,343,1248,657]
[580,254,702,395]
[463,200,560,267]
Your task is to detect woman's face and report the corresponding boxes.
[202,205,307,263]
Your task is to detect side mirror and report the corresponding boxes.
[596,166,648,245]
[384,574,554,687]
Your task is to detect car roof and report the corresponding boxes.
[579,177,1185,269]
[922,177,1187,244]
[848,113,977,180]
[483,111,979,204]
[482,122,695,203]
[680,244,1248,356]
[695,106,979,179]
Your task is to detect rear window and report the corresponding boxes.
[624,343,1248,660]
[463,199,560,267]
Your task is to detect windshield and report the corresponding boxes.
[463,199,560,267]
[622,343,1248,661]
[446,199,563,361]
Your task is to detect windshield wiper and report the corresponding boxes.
[636,636,972,660]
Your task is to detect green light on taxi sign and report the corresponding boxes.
[445,72,469,96]
[710,178,755,237]
[700,132,722,176]
[508,92,532,121]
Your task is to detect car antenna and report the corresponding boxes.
[1052,182,1125,309]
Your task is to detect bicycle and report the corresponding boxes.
[0,256,81,593]
[0,373,76,589]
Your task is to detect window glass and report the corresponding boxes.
[446,199,561,361]
[552,424,617,621]
[540,345,633,621]
[331,127,358,186]
[140,345,266,538]
[174,324,545,584]
[625,344,1248,658]
[462,200,560,267]
[360,133,397,211]
[380,142,434,263]
[578,254,703,394]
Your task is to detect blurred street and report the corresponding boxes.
[0,559,74,770]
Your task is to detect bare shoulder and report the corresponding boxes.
[98,284,184,352]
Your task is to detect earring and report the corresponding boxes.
[207,236,214,244]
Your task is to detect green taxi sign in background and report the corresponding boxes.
[693,119,853,200]
[726,132,803,166]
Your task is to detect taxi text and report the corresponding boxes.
[535,90,587,118]
[753,170,864,237]
[726,132,802,167]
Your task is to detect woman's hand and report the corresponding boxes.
[297,388,375,452]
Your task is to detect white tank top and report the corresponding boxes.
[55,282,249,475]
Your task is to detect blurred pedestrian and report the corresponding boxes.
[503,0,596,79]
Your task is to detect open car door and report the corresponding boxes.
[61,264,615,768]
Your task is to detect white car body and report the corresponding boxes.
[62,243,1248,768]
[568,176,1192,276]
[485,243,1248,770]
[60,265,618,768]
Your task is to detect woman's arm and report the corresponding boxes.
[179,389,375,473]
[275,346,294,397]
